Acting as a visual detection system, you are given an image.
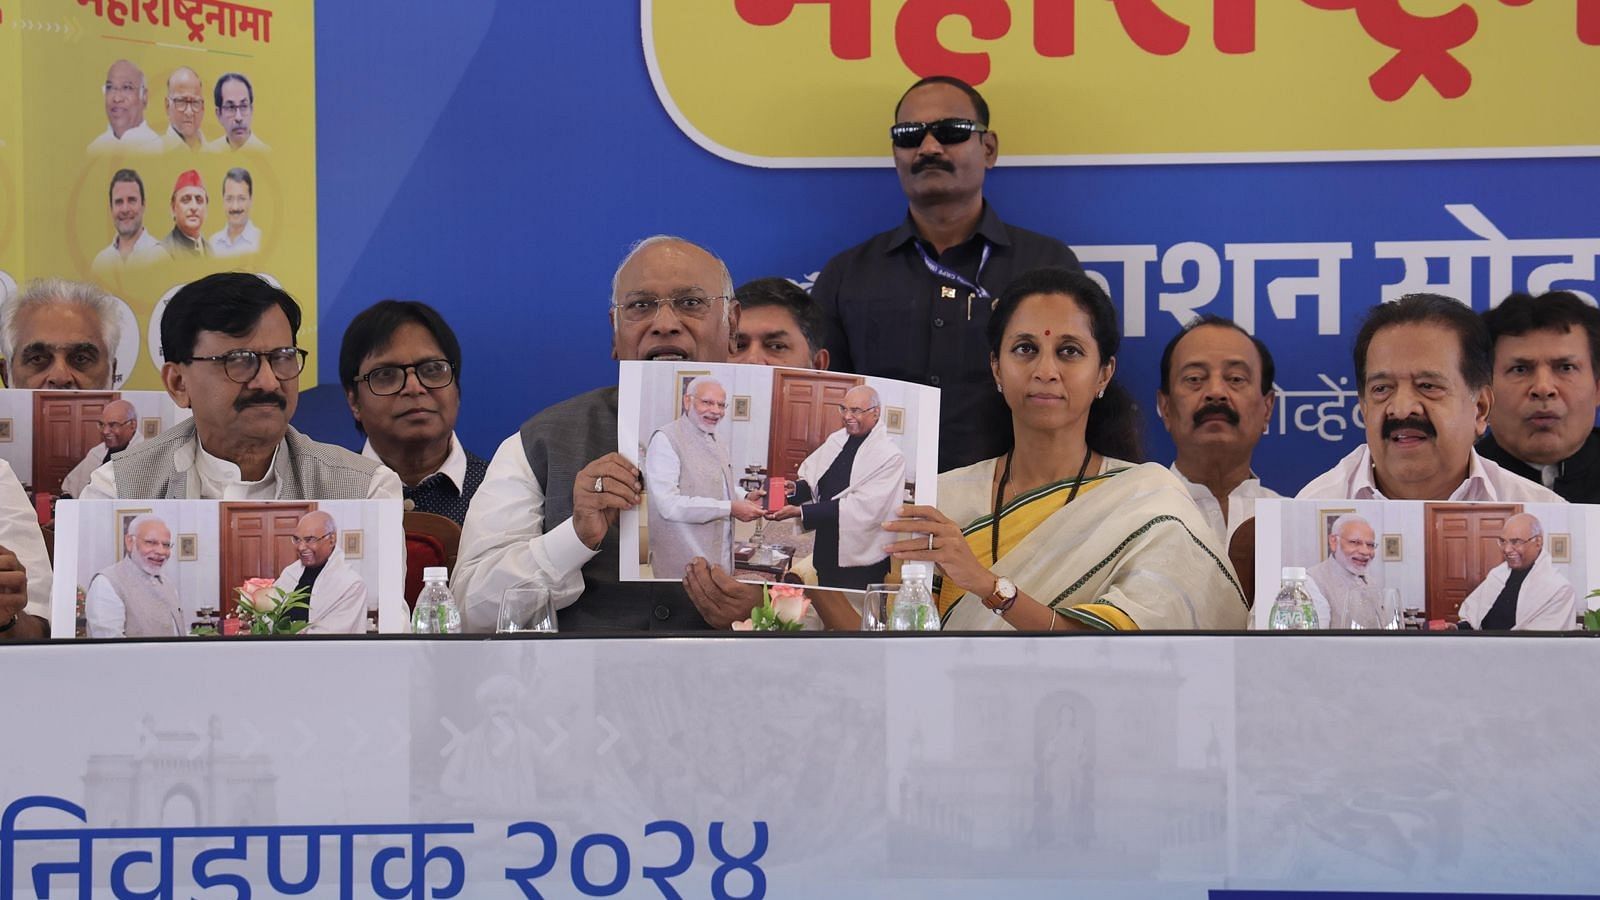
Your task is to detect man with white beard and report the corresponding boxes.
[1256,513,1376,629]
[87,513,182,638]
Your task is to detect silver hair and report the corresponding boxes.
[1,278,122,368]
[845,383,881,409]
[683,374,724,400]
[609,234,736,317]
[1328,513,1371,540]
[124,512,168,539]
[1508,513,1543,538]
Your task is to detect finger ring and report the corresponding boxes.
[926,534,935,551]
[593,476,604,494]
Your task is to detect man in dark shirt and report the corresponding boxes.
[811,76,1079,471]
[1478,291,1600,502]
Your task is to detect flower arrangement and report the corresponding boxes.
[732,583,811,632]
[232,578,312,635]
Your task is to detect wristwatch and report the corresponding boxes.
[986,576,1018,614]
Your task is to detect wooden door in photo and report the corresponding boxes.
[767,371,861,480]
[220,502,314,615]
[1424,503,1520,619]
[32,391,117,495]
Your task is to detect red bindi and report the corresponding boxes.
[1044,329,1051,336]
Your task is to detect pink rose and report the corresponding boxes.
[769,584,810,625]
[238,577,277,611]
[731,619,755,631]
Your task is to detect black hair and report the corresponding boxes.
[895,76,990,127]
[1158,314,1276,395]
[109,168,144,205]
[734,277,824,356]
[339,300,463,436]
[987,267,1143,461]
[222,167,253,196]
[1481,290,1600,374]
[213,72,253,106]
[161,272,300,363]
[1353,293,1491,391]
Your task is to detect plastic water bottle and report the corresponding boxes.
[1268,567,1318,630]
[890,562,940,632]
[411,567,462,634]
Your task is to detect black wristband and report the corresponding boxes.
[0,613,18,633]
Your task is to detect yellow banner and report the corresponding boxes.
[12,0,316,389]
[646,0,1600,166]
[0,5,20,299]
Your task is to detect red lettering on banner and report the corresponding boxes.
[74,0,272,43]
[1032,0,1073,57]
[1581,0,1600,46]
[894,0,1011,85]
[734,0,870,58]
[1302,0,1505,101]
[1213,0,1255,53]
[1107,0,1189,55]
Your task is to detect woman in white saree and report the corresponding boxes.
[884,268,1248,631]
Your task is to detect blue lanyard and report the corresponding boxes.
[915,240,991,301]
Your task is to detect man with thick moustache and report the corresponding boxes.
[1456,512,1578,631]
[813,76,1079,472]
[1477,291,1600,503]
[1156,315,1280,543]
[82,273,401,501]
[454,236,741,631]
[1298,293,1560,504]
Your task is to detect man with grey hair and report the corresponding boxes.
[1457,512,1578,630]
[771,383,907,590]
[644,375,764,578]
[0,277,121,389]
[271,510,370,634]
[455,235,741,631]
[1254,512,1375,629]
[61,398,142,499]
[161,66,207,152]
[89,59,162,155]
[87,513,182,638]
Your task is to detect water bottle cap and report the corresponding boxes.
[1281,566,1307,580]
[901,561,933,582]
[423,566,449,581]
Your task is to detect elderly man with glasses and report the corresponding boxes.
[81,273,401,500]
[811,76,1078,472]
[61,399,143,499]
[454,235,742,631]
[769,384,907,590]
[341,300,486,524]
[271,510,370,634]
[1456,512,1579,631]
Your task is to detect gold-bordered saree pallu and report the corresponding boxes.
[939,458,1248,631]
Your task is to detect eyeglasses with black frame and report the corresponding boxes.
[612,294,727,324]
[355,359,456,396]
[188,347,307,384]
[889,118,987,149]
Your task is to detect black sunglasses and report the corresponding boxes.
[889,118,988,149]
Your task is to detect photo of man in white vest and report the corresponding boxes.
[86,513,182,638]
[643,376,765,578]
[272,510,370,634]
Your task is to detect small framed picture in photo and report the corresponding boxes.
[178,533,199,561]
[886,407,905,434]
[343,529,364,560]
[1382,533,1402,562]
[732,395,751,421]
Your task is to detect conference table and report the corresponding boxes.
[4,631,1596,898]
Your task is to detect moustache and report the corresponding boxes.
[911,156,954,175]
[234,391,286,412]
[1381,415,1436,440]
[1192,402,1239,427]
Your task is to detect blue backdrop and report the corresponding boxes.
[301,1,1600,494]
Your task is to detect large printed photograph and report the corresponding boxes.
[1254,498,1595,631]
[618,360,939,592]
[51,498,407,638]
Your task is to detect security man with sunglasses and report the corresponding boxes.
[83,273,402,500]
[812,76,1080,472]
[341,300,487,524]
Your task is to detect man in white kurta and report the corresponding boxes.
[1257,513,1377,629]
[1457,512,1578,631]
[772,385,906,590]
[272,511,369,634]
[88,60,162,155]
[643,376,763,577]
[61,400,142,499]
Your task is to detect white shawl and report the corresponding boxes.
[1456,550,1578,631]
[273,548,371,634]
[795,425,907,568]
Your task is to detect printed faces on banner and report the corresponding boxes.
[51,497,407,638]
[617,360,940,593]
[1253,498,1594,632]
